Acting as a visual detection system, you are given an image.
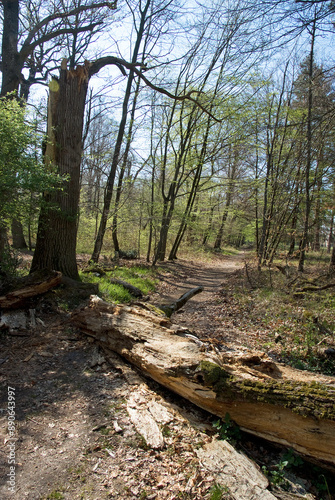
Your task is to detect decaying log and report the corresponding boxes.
[110,277,143,298]
[0,269,62,309]
[159,286,204,317]
[71,296,335,466]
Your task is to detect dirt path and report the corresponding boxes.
[153,253,245,304]
[151,253,255,351]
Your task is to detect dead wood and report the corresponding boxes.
[159,286,204,317]
[110,277,143,298]
[294,282,335,293]
[0,269,62,309]
[197,438,276,499]
[71,296,335,467]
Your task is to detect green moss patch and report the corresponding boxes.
[198,361,335,420]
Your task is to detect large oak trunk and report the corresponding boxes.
[71,296,335,467]
[31,60,89,280]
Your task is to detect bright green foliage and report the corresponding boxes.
[0,97,61,227]
[80,264,157,303]
[209,483,229,500]
[213,413,241,446]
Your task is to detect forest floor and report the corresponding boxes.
[0,251,334,500]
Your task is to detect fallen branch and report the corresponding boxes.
[110,278,143,298]
[0,269,62,309]
[71,296,335,467]
[159,286,204,317]
[295,282,335,293]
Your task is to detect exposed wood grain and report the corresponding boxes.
[71,295,335,466]
[197,439,276,499]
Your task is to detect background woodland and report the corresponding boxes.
[0,0,335,278]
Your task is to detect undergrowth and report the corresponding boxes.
[221,255,335,376]
[80,263,157,304]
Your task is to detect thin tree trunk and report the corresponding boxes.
[169,164,202,260]
[147,154,156,263]
[214,173,235,250]
[328,209,334,253]
[330,245,335,272]
[112,73,141,253]
[169,111,214,260]
[202,205,215,246]
[153,201,174,264]
[313,155,323,252]
[298,19,316,272]
[91,0,151,263]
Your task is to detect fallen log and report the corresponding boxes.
[110,277,143,298]
[0,269,62,309]
[71,296,335,467]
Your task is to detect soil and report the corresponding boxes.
[0,252,333,499]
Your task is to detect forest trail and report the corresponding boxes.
[150,252,253,348]
[154,252,246,306]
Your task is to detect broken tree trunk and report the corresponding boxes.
[71,296,335,467]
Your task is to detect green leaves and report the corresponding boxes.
[0,96,62,226]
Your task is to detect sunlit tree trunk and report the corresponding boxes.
[31,61,89,279]
[112,73,142,253]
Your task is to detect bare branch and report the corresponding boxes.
[88,57,223,123]
[19,22,103,61]
[22,2,117,48]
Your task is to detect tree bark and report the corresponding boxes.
[110,278,143,298]
[90,0,152,263]
[11,219,27,249]
[1,1,20,96]
[31,61,89,279]
[71,296,335,467]
[159,286,203,317]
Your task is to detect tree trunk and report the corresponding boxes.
[1,1,21,96]
[11,219,27,249]
[31,61,89,279]
[71,296,335,466]
[328,209,334,253]
[112,71,142,254]
[153,201,174,264]
[91,0,152,263]
[202,205,214,246]
[313,156,323,252]
[214,181,234,250]
[168,167,201,261]
[329,245,335,274]
[0,224,9,276]
[298,19,316,272]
